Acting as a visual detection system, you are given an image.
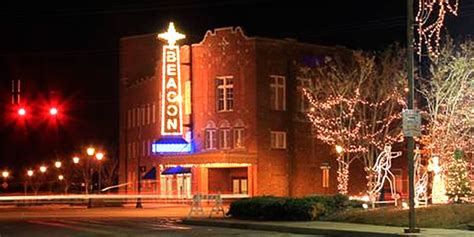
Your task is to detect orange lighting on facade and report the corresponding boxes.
[158,22,185,136]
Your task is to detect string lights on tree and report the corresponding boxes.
[416,0,459,58]
[445,149,472,203]
[303,47,407,194]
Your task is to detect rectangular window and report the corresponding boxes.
[137,108,140,127]
[127,109,131,129]
[141,107,146,126]
[297,77,312,112]
[233,128,245,149]
[152,103,156,124]
[146,105,150,125]
[270,75,286,111]
[219,128,231,149]
[216,76,234,112]
[132,108,136,127]
[322,169,330,188]
[205,129,217,150]
[232,178,248,194]
[132,142,136,158]
[270,131,287,149]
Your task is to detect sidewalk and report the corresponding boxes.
[182,218,474,237]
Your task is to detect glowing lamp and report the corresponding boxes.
[95,152,104,161]
[49,107,58,115]
[58,175,64,181]
[39,166,47,173]
[54,161,62,168]
[335,145,343,154]
[18,108,26,116]
[2,171,9,178]
[27,170,34,177]
[86,147,95,156]
[72,157,80,164]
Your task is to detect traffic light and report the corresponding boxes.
[18,108,26,116]
[49,107,58,116]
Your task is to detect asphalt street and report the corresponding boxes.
[0,218,325,237]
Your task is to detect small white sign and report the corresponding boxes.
[402,109,421,137]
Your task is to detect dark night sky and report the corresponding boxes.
[0,0,473,185]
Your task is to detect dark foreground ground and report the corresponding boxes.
[0,205,326,237]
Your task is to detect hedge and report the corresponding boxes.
[227,194,362,221]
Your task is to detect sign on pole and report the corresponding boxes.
[402,109,421,137]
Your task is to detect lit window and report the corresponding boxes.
[233,128,245,149]
[141,107,146,126]
[270,75,286,111]
[219,128,231,149]
[322,169,330,188]
[132,108,136,127]
[216,76,234,112]
[270,131,286,149]
[127,109,131,129]
[152,103,156,124]
[297,77,312,112]
[205,129,217,150]
[146,105,151,125]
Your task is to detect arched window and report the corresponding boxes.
[233,120,245,149]
[218,120,231,149]
[204,121,217,150]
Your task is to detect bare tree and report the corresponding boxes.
[303,46,407,194]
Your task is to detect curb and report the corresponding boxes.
[182,218,404,237]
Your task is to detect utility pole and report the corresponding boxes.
[136,124,143,208]
[405,0,419,233]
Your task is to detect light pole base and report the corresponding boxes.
[404,228,420,234]
[136,198,143,208]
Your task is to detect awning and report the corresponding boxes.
[161,166,191,175]
[142,167,156,180]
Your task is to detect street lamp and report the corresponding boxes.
[25,170,34,196]
[39,166,47,173]
[54,161,62,169]
[335,145,343,154]
[95,152,104,192]
[86,147,95,156]
[73,156,80,164]
[2,171,9,179]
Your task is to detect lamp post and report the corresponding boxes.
[405,0,419,233]
[95,152,104,192]
[25,170,34,196]
[2,171,9,190]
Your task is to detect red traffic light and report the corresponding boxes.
[49,107,58,116]
[18,108,26,116]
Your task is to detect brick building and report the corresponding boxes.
[119,25,408,198]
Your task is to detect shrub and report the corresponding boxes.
[227,194,357,221]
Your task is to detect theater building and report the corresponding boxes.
[119,23,407,198]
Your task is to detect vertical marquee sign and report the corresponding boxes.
[158,22,185,136]
[152,22,192,153]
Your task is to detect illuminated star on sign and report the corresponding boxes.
[158,22,185,46]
